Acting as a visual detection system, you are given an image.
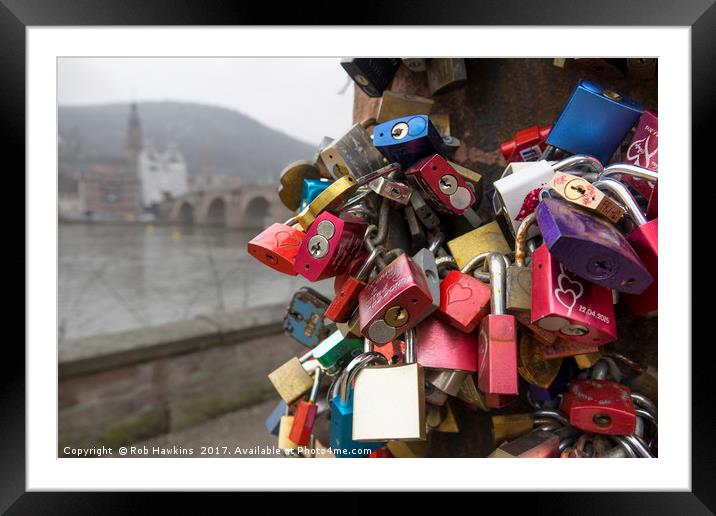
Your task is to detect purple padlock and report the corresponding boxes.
[535,198,653,295]
[528,359,575,402]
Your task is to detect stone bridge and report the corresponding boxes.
[164,184,292,230]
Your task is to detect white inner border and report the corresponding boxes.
[28,27,690,491]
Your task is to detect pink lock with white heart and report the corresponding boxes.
[530,244,617,346]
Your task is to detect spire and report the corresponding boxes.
[126,102,143,163]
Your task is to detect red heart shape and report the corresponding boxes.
[555,288,578,314]
[274,230,302,249]
[446,282,472,306]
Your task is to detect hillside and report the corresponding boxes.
[58,101,316,184]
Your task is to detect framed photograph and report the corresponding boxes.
[4,0,708,511]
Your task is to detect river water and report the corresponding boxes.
[58,223,332,342]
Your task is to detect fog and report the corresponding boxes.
[58,57,355,146]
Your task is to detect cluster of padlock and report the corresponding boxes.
[249,58,658,458]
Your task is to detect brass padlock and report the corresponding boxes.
[449,161,483,202]
[429,113,451,137]
[278,415,299,451]
[549,171,625,223]
[574,351,603,370]
[377,90,434,123]
[491,413,535,447]
[319,119,386,180]
[518,333,563,388]
[268,350,315,404]
[456,374,490,412]
[295,175,358,230]
[352,328,426,441]
[446,220,511,270]
[506,213,536,314]
[386,438,431,458]
[427,58,467,95]
[278,160,322,211]
[314,136,335,179]
[437,402,460,433]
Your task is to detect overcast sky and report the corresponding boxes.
[58,57,355,146]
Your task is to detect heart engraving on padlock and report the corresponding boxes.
[274,231,303,249]
[446,283,472,305]
[554,265,584,316]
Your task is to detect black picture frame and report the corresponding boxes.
[2,0,708,512]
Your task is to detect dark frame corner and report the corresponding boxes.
[2,0,711,513]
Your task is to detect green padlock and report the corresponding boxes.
[311,329,363,374]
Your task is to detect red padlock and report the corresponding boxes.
[624,110,657,199]
[333,250,368,295]
[368,447,395,458]
[500,125,551,163]
[415,315,478,372]
[358,253,435,345]
[484,393,519,409]
[593,177,657,317]
[437,268,491,333]
[247,216,304,275]
[326,247,383,323]
[294,212,367,282]
[405,154,476,215]
[477,253,519,395]
[374,338,405,365]
[289,369,322,446]
[561,379,637,435]
[530,244,617,346]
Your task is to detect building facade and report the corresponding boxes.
[137,145,188,209]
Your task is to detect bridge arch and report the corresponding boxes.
[205,197,227,226]
[178,202,194,225]
[241,195,271,229]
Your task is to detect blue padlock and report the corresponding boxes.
[299,178,332,211]
[283,287,333,348]
[265,400,287,436]
[329,352,386,458]
[373,115,444,168]
[544,80,644,164]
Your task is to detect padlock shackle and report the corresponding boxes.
[435,255,459,271]
[404,328,416,364]
[428,232,445,254]
[308,367,323,403]
[600,163,658,183]
[284,215,301,227]
[532,409,570,427]
[355,246,384,281]
[631,392,657,417]
[622,434,654,458]
[355,162,401,188]
[460,252,490,274]
[338,351,388,405]
[553,154,604,175]
[514,212,538,268]
[485,253,508,315]
[592,178,647,227]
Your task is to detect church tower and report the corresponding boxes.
[125,102,143,164]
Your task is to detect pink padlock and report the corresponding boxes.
[294,212,367,282]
